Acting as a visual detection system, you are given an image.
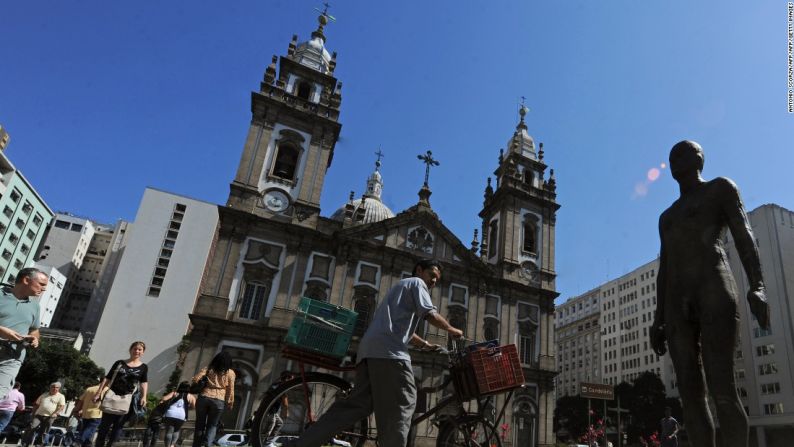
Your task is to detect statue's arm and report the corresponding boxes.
[719,177,770,329]
[650,215,668,355]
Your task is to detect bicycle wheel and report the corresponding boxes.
[251,372,369,447]
[436,415,502,447]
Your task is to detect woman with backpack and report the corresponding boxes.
[93,341,149,447]
[161,382,195,447]
[142,382,196,447]
[190,351,235,447]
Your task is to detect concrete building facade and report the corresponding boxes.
[725,204,794,447]
[554,288,601,397]
[32,263,67,328]
[88,188,218,394]
[78,219,131,351]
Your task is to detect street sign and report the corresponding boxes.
[580,382,614,400]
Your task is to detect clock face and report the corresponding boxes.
[263,189,290,212]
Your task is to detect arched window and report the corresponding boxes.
[524,169,533,186]
[296,81,312,100]
[522,214,539,255]
[272,143,300,181]
[447,308,467,350]
[239,281,269,320]
[488,220,499,258]
[483,319,499,343]
[352,286,377,337]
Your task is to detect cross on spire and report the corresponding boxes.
[417,150,440,187]
[374,148,385,169]
[314,3,336,22]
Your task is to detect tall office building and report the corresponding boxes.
[35,213,131,333]
[555,259,672,394]
[726,204,794,446]
[32,263,67,328]
[554,287,601,397]
[0,138,53,283]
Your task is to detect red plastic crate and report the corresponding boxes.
[469,344,524,396]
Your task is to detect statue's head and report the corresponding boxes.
[669,140,704,182]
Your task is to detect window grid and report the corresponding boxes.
[147,203,186,297]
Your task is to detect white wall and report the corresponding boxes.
[33,263,66,327]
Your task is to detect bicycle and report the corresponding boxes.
[250,340,521,447]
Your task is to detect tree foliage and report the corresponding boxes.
[555,372,683,444]
[554,395,590,441]
[17,340,104,401]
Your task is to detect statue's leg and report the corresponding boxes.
[701,282,747,447]
[667,317,715,447]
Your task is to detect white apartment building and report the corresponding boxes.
[88,188,218,393]
[599,258,670,388]
[79,220,131,351]
[53,221,122,331]
[556,258,675,396]
[554,288,601,397]
[37,213,96,283]
[724,204,794,447]
[32,263,66,328]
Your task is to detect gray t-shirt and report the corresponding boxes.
[0,287,40,361]
[357,277,437,362]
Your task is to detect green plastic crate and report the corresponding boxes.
[285,297,358,359]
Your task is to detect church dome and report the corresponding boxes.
[294,36,333,73]
[330,197,395,224]
[330,154,395,225]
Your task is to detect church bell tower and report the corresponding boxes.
[228,9,343,226]
[478,105,560,291]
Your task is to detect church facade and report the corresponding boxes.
[181,12,560,447]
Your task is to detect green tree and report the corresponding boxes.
[554,395,590,441]
[628,371,668,441]
[18,340,104,401]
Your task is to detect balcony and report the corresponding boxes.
[193,294,230,318]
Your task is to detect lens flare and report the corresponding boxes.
[660,162,667,169]
[647,168,661,182]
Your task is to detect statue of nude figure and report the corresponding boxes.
[650,140,770,447]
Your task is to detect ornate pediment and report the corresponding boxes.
[334,206,488,272]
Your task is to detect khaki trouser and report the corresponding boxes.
[296,358,416,447]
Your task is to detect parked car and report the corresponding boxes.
[216,433,249,446]
[266,435,298,447]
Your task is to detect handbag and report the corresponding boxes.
[189,374,210,394]
[100,363,136,415]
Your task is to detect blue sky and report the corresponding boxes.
[2,1,791,302]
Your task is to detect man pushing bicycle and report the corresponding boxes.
[293,259,464,447]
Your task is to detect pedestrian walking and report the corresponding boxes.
[190,352,235,447]
[92,341,149,447]
[158,382,194,447]
[0,381,25,433]
[262,372,293,445]
[0,268,47,400]
[72,377,103,447]
[660,407,680,447]
[23,382,66,447]
[144,383,195,447]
